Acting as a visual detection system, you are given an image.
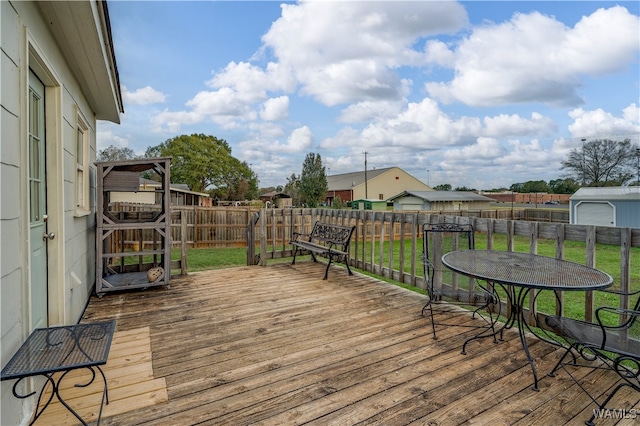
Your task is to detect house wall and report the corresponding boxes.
[393,196,428,211]
[1,2,103,423]
[352,167,431,201]
[570,200,640,228]
[615,201,640,228]
[111,190,157,204]
[392,196,493,211]
[332,189,353,203]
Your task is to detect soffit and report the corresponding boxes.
[37,1,123,123]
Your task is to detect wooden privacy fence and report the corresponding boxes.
[108,203,257,248]
[108,203,568,250]
[248,208,639,328]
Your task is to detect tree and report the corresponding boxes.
[283,174,302,206]
[454,186,476,192]
[145,134,258,200]
[561,139,638,187]
[433,184,452,191]
[299,153,328,207]
[98,145,137,162]
[549,178,580,194]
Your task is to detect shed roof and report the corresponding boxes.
[570,186,640,201]
[260,191,291,199]
[387,191,495,202]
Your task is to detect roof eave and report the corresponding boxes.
[38,1,123,123]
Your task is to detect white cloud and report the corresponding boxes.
[207,61,295,98]
[248,121,285,139]
[443,137,506,162]
[240,125,313,155]
[358,98,482,149]
[186,88,258,128]
[150,109,202,133]
[483,113,557,138]
[319,127,362,150]
[145,62,294,131]
[261,1,468,105]
[338,99,407,123]
[568,104,640,141]
[424,40,456,67]
[623,104,640,123]
[96,128,130,151]
[260,96,289,121]
[122,85,166,105]
[282,125,314,153]
[426,6,640,107]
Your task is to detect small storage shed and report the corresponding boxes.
[388,191,494,211]
[260,191,292,208]
[351,199,389,210]
[569,186,640,228]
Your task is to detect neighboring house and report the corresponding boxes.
[109,178,212,206]
[388,191,495,211]
[260,191,292,208]
[569,187,640,228]
[1,1,123,424]
[326,167,431,205]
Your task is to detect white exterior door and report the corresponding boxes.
[28,70,48,330]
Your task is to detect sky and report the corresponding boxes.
[98,0,640,190]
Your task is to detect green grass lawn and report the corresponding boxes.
[172,247,248,272]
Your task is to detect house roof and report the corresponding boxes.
[37,1,123,122]
[570,186,640,201]
[387,191,495,202]
[327,167,402,190]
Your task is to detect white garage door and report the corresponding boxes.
[575,202,615,227]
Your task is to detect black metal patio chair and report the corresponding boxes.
[545,289,640,426]
[421,222,500,339]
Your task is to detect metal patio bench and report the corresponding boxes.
[291,221,355,280]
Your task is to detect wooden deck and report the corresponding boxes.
[37,261,639,425]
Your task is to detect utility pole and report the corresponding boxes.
[362,151,369,199]
[636,148,640,186]
[581,138,586,186]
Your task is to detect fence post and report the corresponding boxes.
[180,210,188,275]
[260,208,267,266]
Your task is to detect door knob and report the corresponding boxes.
[43,232,55,241]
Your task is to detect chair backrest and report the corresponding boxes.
[596,290,640,357]
[422,223,474,289]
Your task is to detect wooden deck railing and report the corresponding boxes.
[247,208,639,328]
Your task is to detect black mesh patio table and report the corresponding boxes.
[1,320,116,425]
[441,250,612,391]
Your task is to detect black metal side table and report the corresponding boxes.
[1,320,116,425]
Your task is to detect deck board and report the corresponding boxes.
[33,262,638,425]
